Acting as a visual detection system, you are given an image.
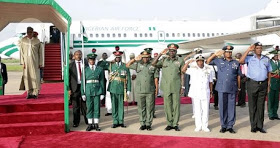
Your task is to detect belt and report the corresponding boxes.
[86,80,99,83]
[248,78,267,84]
[113,77,126,82]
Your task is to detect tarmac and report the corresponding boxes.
[4,72,280,142]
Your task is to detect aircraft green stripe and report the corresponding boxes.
[73,40,186,44]
[5,48,18,56]
[73,44,143,48]
[0,44,16,54]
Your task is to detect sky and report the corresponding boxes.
[0,0,272,41]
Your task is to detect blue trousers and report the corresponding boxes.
[218,92,236,129]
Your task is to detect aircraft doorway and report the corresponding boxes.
[158,31,165,43]
[50,26,61,43]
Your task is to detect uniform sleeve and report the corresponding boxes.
[80,69,85,96]
[209,58,218,66]
[126,67,131,92]
[267,59,273,72]
[154,67,160,78]
[128,62,137,70]
[237,63,242,76]
[99,67,105,94]
[245,56,252,64]
[209,69,213,83]
[155,58,163,68]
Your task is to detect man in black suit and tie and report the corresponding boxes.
[68,50,87,127]
[0,57,7,95]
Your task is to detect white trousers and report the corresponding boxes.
[105,71,112,113]
[193,97,210,129]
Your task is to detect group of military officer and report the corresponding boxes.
[77,41,279,133]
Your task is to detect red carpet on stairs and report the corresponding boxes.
[43,43,62,81]
[15,132,280,148]
[0,83,65,137]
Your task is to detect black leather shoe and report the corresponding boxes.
[33,95,38,99]
[146,126,152,131]
[73,124,79,128]
[105,113,112,116]
[111,124,118,128]
[236,104,241,106]
[240,104,246,108]
[214,106,219,110]
[274,117,280,120]
[269,117,274,120]
[165,126,172,131]
[219,128,226,133]
[153,115,157,118]
[174,126,180,131]
[26,95,32,99]
[139,125,146,130]
[95,124,101,131]
[257,128,267,133]
[119,124,126,128]
[227,128,236,134]
[251,128,257,133]
[86,124,94,131]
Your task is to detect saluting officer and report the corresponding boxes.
[81,52,105,131]
[108,50,131,128]
[152,43,185,131]
[126,50,159,131]
[206,45,241,134]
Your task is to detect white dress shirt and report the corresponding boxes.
[75,60,83,84]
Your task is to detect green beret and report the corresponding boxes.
[167,43,179,50]
[144,48,153,54]
[87,53,97,59]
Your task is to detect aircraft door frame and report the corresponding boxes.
[157,31,165,43]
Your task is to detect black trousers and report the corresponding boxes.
[247,79,267,129]
[237,77,246,105]
[213,80,218,107]
[71,84,87,125]
[101,78,107,105]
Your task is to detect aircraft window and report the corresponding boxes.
[166,33,169,37]
[197,33,200,37]
[221,33,224,35]
[124,33,127,37]
[96,34,99,38]
[193,33,196,37]
[144,33,148,37]
[188,33,191,37]
[78,34,81,38]
[172,33,175,37]
[113,33,116,37]
[182,33,185,37]
[207,33,210,37]
[140,33,143,37]
[73,34,76,38]
[212,33,215,36]
[149,33,153,37]
[101,34,104,38]
[160,33,163,37]
[216,33,219,36]
[90,34,93,38]
[202,33,205,37]
[177,33,180,37]
[107,34,110,37]
[118,33,121,37]
[134,33,137,37]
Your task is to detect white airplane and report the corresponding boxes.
[1,0,280,61]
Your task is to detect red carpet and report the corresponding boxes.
[13,132,280,148]
[0,83,64,137]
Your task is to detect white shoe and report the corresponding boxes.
[192,115,195,119]
[194,127,201,132]
[202,127,210,132]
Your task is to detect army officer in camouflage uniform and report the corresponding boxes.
[81,53,105,131]
[126,50,159,131]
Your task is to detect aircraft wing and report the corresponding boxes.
[177,25,280,49]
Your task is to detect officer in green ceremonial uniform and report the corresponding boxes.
[152,43,185,131]
[268,53,280,120]
[126,50,159,131]
[81,52,105,131]
[108,50,131,128]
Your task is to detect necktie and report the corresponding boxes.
[78,62,82,79]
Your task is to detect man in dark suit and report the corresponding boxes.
[68,50,87,127]
[0,57,7,95]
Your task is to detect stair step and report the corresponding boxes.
[0,102,64,113]
[0,110,64,124]
[0,121,65,137]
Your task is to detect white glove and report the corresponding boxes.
[127,91,130,96]
[82,95,86,101]
[100,95,105,100]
